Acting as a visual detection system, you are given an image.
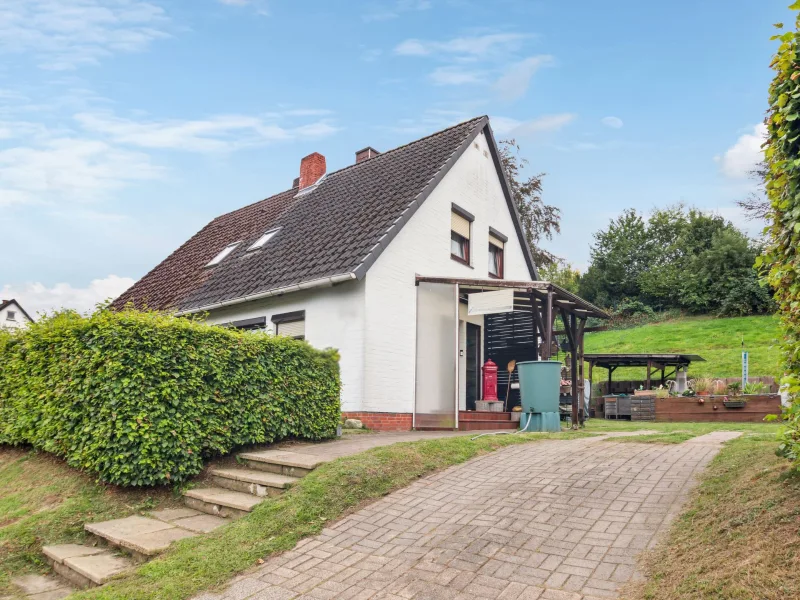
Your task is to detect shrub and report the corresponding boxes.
[0,309,341,486]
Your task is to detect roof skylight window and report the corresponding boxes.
[207,241,241,266]
[248,228,281,251]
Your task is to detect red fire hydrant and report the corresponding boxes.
[482,359,499,401]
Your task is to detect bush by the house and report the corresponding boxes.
[0,309,340,487]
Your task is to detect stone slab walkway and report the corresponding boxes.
[193,431,739,600]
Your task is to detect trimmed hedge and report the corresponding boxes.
[0,310,341,486]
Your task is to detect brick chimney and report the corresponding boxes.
[299,152,326,190]
[355,146,380,163]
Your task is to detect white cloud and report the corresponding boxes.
[362,0,431,22]
[601,116,623,129]
[491,113,576,137]
[0,0,170,70]
[74,111,340,152]
[0,138,162,207]
[429,66,485,86]
[493,55,553,102]
[394,33,527,59]
[716,123,766,179]
[1,275,136,316]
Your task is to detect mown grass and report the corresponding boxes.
[623,434,800,600]
[584,315,782,381]
[68,431,589,600]
[609,432,697,444]
[0,448,182,598]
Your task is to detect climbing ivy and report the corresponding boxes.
[762,2,800,463]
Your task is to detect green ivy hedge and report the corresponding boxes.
[0,309,341,486]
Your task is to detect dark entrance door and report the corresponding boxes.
[465,323,481,410]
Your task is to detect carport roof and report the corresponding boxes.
[414,276,610,320]
[583,353,705,369]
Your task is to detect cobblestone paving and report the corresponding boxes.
[194,432,739,600]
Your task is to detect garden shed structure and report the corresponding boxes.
[584,353,706,394]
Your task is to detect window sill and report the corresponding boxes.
[450,255,473,268]
[488,272,503,279]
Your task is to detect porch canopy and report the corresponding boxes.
[584,353,705,392]
[414,276,609,429]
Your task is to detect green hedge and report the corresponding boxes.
[0,310,341,486]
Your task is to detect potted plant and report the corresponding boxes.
[727,381,742,395]
[694,378,712,396]
[711,379,727,396]
[655,386,670,399]
[743,381,767,395]
[723,396,747,408]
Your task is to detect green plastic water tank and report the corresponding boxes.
[517,360,561,414]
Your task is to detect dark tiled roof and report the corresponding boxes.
[113,116,535,313]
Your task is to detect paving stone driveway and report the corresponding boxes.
[195,432,739,600]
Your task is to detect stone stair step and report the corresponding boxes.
[42,544,133,588]
[12,573,74,599]
[237,450,329,477]
[183,487,263,519]
[209,467,299,497]
[84,515,196,561]
[149,507,229,533]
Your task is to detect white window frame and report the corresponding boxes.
[206,241,241,267]
[248,228,281,251]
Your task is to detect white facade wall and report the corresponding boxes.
[203,279,365,412]
[363,131,534,414]
[0,303,31,330]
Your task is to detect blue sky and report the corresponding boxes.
[0,0,788,314]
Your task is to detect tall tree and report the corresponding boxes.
[736,162,770,221]
[499,139,561,267]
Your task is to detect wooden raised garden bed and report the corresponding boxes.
[654,394,781,422]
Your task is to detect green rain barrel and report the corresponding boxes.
[517,360,562,432]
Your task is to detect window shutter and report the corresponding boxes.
[451,212,471,239]
[277,320,305,339]
[489,234,505,248]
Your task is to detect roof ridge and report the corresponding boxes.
[209,115,487,223]
[324,115,487,179]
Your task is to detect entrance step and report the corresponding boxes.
[237,450,329,477]
[459,411,514,421]
[209,467,299,497]
[183,487,263,519]
[11,573,74,599]
[42,544,133,589]
[85,516,197,561]
[149,507,229,533]
[458,420,518,431]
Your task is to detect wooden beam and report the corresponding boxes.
[544,289,554,360]
[570,313,579,428]
[577,318,586,425]
[646,360,652,390]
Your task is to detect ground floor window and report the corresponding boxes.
[272,310,306,340]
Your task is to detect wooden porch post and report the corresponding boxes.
[646,360,652,390]
[577,318,586,425]
[569,314,579,428]
[544,288,553,360]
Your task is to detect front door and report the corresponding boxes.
[465,323,481,410]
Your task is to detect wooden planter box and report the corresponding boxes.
[655,394,781,422]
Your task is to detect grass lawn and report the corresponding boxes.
[623,434,800,600]
[69,431,591,600]
[584,420,782,436]
[584,315,782,381]
[0,448,182,598]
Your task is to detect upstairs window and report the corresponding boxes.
[488,229,507,278]
[207,241,241,267]
[6,310,16,321]
[451,204,474,266]
[248,228,280,251]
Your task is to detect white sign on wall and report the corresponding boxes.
[467,289,515,316]
[742,351,749,387]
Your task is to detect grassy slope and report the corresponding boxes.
[71,432,591,600]
[623,434,800,600]
[0,449,182,597]
[584,315,782,382]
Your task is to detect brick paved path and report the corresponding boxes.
[195,432,739,600]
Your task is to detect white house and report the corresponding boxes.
[0,299,34,330]
[113,116,605,430]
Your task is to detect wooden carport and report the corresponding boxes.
[584,353,706,394]
[415,276,609,427]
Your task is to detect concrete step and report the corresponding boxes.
[209,467,299,497]
[42,544,133,589]
[12,573,74,599]
[84,515,197,561]
[237,450,329,477]
[149,507,230,533]
[457,420,518,431]
[183,487,263,519]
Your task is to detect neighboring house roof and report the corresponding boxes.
[112,116,537,314]
[0,299,34,323]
